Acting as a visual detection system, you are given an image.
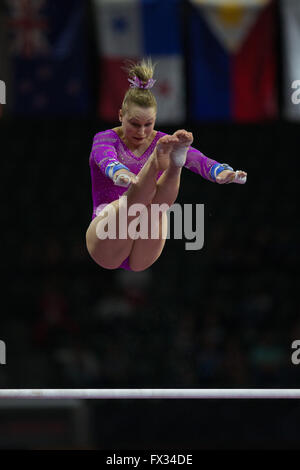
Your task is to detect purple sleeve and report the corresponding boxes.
[91,133,122,176]
[184,146,220,182]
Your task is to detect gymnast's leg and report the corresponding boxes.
[85,134,179,270]
[128,130,193,271]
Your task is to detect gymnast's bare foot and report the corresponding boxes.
[155,134,179,172]
[170,129,193,167]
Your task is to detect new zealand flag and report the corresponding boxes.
[5,0,90,116]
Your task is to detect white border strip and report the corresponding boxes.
[0,389,300,399]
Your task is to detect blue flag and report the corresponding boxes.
[6,0,90,116]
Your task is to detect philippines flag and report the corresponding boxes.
[93,0,186,125]
[187,0,277,122]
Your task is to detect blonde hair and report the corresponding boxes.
[121,58,157,115]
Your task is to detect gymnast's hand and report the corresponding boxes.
[113,169,139,187]
[216,169,247,184]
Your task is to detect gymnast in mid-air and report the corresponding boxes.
[86,59,247,272]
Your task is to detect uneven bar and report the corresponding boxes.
[0,389,300,399]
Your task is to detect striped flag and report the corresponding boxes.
[281,0,300,120]
[187,0,277,122]
[93,0,186,125]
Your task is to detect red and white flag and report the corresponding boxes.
[93,0,186,124]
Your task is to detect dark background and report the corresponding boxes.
[0,0,299,451]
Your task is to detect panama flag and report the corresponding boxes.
[281,0,300,121]
[188,0,277,122]
[92,0,186,124]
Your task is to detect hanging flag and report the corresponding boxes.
[188,0,277,122]
[281,0,300,121]
[93,0,186,124]
[5,0,90,116]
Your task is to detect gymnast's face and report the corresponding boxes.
[119,105,156,148]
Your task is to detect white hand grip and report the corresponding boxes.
[114,173,131,188]
[234,171,247,184]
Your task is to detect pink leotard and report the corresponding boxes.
[89,129,220,270]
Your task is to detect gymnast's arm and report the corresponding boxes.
[184,146,247,184]
[91,133,138,187]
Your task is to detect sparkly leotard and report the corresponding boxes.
[89,129,220,270]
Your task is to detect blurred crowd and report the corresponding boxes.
[0,118,298,391]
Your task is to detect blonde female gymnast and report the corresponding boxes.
[86,59,247,272]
